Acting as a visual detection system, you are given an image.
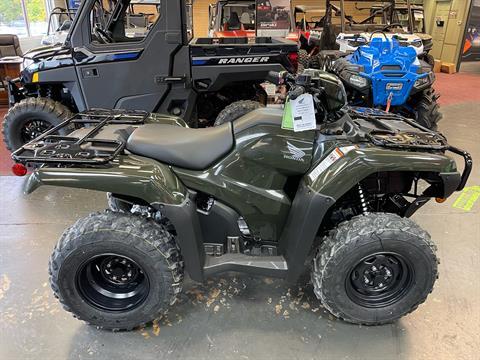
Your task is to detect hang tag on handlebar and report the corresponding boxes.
[291,93,316,132]
[282,97,294,130]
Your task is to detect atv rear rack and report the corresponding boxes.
[12,109,149,165]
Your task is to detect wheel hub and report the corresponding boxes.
[76,254,149,312]
[21,120,53,143]
[101,256,139,284]
[346,252,413,308]
[362,264,393,290]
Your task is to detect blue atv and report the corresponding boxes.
[323,35,442,130]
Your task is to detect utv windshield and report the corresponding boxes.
[324,1,390,32]
[218,1,256,31]
[89,0,162,43]
[394,8,426,33]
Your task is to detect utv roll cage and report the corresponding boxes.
[293,6,327,31]
[45,7,76,36]
[328,0,416,33]
[65,0,192,47]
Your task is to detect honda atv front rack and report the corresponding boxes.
[12,109,148,166]
[349,107,449,150]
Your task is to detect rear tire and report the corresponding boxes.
[312,213,438,326]
[410,88,442,131]
[214,100,264,126]
[2,97,73,152]
[49,211,184,331]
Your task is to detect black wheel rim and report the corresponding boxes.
[20,119,54,143]
[346,252,414,308]
[76,254,150,312]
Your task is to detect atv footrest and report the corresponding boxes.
[203,253,288,278]
[12,109,149,166]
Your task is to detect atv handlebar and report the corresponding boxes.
[266,71,283,85]
[288,86,306,100]
[266,70,296,86]
[266,71,305,99]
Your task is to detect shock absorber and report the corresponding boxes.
[358,184,369,215]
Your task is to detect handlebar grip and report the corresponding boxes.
[288,86,305,100]
[266,71,282,85]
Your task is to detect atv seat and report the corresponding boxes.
[126,123,233,170]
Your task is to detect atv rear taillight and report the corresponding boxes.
[12,163,28,177]
[288,52,299,72]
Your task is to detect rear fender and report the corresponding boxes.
[24,154,187,206]
[24,155,206,281]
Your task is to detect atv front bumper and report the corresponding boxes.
[448,146,473,192]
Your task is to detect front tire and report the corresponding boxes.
[2,97,73,151]
[421,53,435,68]
[49,211,184,331]
[312,213,438,325]
[410,88,442,131]
[107,193,133,213]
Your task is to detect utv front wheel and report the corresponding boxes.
[2,97,73,151]
[312,213,438,325]
[49,211,184,330]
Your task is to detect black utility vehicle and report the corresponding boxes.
[3,0,298,151]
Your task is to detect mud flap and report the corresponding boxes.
[279,180,334,283]
[160,195,206,282]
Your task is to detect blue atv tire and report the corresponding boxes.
[409,88,442,131]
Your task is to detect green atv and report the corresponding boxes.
[12,71,472,330]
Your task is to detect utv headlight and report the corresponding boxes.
[349,74,368,88]
[23,57,34,69]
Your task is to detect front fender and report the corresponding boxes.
[24,154,187,206]
[307,146,460,200]
[281,145,461,283]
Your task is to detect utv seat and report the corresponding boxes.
[126,123,233,170]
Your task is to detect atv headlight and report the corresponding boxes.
[349,74,368,88]
[347,38,367,48]
[411,40,423,48]
[414,75,430,89]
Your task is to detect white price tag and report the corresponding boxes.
[291,93,316,132]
